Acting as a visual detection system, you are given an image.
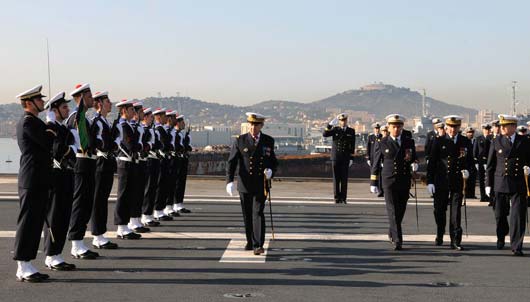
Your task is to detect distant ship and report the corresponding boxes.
[6,156,12,163]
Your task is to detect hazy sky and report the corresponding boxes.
[1,0,530,113]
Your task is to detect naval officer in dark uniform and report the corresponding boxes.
[66,83,101,260]
[486,114,530,256]
[323,113,356,204]
[427,115,473,250]
[14,85,56,282]
[173,113,193,214]
[473,124,492,202]
[43,92,77,272]
[370,114,417,250]
[425,117,442,164]
[152,108,174,222]
[90,91,119,249]
[141,107,162,227]
[226,112,278,255]
[366,122,384,197]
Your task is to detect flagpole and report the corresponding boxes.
[46,38,51,97]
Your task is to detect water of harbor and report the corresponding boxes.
[0,138,20,173]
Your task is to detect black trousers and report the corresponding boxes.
[384,188,409,244]
[494,192,527,252]
[332,159,349,201]
[91,157,115,236]
[239,192,266,248]
[68,158,96,241]
[142,158,160,215]
[44,169,73,256]
[114,161,136,225]
[154,158,170,211]
[131,160,147,218]
[465,168,477,198]
[433,189,463,244]
[14,186,49,261]
[174,158,189,204]
[166,156,180,206]
[477,164,487,201]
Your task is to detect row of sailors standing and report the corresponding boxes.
[13,84,192,282]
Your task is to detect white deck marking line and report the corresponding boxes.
[220,239,270,263]
[0,196,489,206]
[0,231,526,243]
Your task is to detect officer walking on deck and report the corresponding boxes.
[474,124,492,202]
[427,115,473,250]
[370,114,417,250]
[486,114,530,256]
[367,122,384,197]
[226,113,278,255]
[323,113,356,204]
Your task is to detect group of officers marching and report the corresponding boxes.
[14,84,192,282]
[326,112,529,254]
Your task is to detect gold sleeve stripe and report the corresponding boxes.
[370,175,378,180]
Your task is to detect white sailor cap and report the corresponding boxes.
[434,122,445,129]
[431,117,442,124]
[115,99,135,107]
[498,114,518,126]
[152,107,167,115]
[371,122,381,128]
[380,125,388,131]
[70,83,91,96]
[466,127,475,133]
[246,112,267,123]
[385,114,406,124]
[443,115,463,126]
[133,101,143,108]
[166,110,177,116]
[337,113,348,120]
[44,92,70,109]
[517,125,527,132]
[143,107,152,115]
[526,121,530,127]
[93,91,109,100]
[16,85,46,100]
[481,123,492,129]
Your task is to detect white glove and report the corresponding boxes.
[226,182,234,196]
[46,110,56,123]
[483,164,487,171]
[461,169,469,179]
[475,164,479,171]
[427,184,435,195]
[329,117,338,126]
[370,186,379,194]
[485,186,491,197]
[367,160,371,167]
[524,166,530,176]
[411,162,418,172]
[349,160,353,167]
[264,168,273,180]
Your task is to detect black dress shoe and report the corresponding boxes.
[117,232,142,240]
[393,243,402,251]
[132,226,150,233]
[93,241,119,249]
[334,200,341,204]
[512,250,524,256]
[496,240,505,250]
[143,220,160,227]
[71,250,99,259]
[48,262,76,271]
[342,199,347,204]
[178,208,192,214]
[435,237,443,246]
[155,215,173,221]
[169,211,180,217]
[377,193,384,197]
[253,247,265,255]
[244,243,253,251]
[16,272,48,283]
[488,202,494,207]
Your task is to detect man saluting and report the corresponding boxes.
[226,113,278,255]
